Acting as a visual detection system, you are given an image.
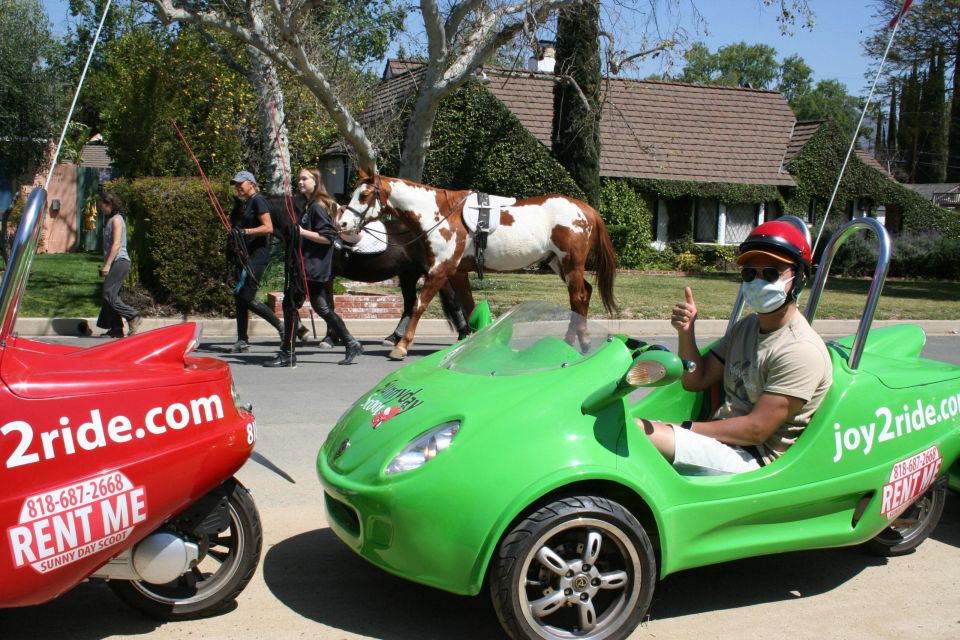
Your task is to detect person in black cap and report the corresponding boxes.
[228,170,282,352]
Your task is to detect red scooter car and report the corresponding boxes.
[0,188,262,619]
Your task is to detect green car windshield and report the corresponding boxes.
[441,301,612,375]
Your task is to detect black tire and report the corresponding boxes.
[862,482,947,557]
[490,495,656,640]
[109,481,262,620]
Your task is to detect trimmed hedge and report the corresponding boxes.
[598,179,659,269]
[107,177,235,314]
[817,229,960,279]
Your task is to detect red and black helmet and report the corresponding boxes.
[737,220,812,276]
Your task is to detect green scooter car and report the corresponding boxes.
[317,217,959,640]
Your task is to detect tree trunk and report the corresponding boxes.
[552,0,601,207]
[249,47,290,195]
[246,0,289,195]
[398,86,444,181]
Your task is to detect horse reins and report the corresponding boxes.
[172,119,260,285]
[346,177,472,249]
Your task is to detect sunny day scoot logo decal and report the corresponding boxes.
[7,470,147,574]
[361,382,424,429]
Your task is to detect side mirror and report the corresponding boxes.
[581,348,693,414]
[626,349,687,388]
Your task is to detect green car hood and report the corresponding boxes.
[323,339,631,478]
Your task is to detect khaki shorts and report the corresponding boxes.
[671,424,761,475]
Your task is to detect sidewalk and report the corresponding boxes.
[13,316,960,339]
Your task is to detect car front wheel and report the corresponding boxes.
[108,480,262,619]
[862,480,947,557]
[490,495,656,640]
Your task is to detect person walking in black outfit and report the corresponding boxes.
[229,170,282,353]
[95,192,141,338]
[263,193,310,368]
[292,167,362,365]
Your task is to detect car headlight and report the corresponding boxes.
[385,421,461,475]
[231,382,252,413]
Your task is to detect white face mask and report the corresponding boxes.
[741,276,794,314]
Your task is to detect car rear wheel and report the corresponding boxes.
[108,481,262,620]
[862,481,946,557]
[490,495,656,640]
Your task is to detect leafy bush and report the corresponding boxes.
[598,179,656,269]
[812,228,960,279]
[108,177,235,314]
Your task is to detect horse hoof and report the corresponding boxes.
[388,347,407,360]
[382,335,398,347]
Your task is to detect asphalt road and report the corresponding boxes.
[2,334,959,640]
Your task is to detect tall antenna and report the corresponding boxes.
[44,0,113,191]
[811,0,912,255]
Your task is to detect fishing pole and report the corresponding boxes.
[170,119,259,286]
[269,102,311,362]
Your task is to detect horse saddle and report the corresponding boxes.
[462,192,515,234]
[352,220,389,255]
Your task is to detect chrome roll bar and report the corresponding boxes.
[804,216,891,370]
[727,215,811,333]
[0,187,47,344]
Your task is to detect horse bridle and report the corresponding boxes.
[342,174,475,251]
[342,174,385,228]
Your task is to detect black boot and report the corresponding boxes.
[339,341,363,365]
[263,351,296,368]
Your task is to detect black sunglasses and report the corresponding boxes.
[740,266,790,283]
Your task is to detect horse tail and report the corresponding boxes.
[589,208,619,315]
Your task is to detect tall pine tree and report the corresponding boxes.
[916,49,947,183]
[948,39,960,181]
[899,64,921,182]
[887,82,897,154]
[551,0,601,206]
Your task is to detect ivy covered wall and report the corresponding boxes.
[785,120,960,236]
[380,81,584,200]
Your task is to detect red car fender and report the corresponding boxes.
[0,324,255,607]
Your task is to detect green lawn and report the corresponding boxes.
[11,253,960,320]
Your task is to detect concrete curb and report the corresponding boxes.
[13,316,960,339]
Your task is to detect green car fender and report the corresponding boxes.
[464,403,676,593]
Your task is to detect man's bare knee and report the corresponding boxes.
[635,418,676,462]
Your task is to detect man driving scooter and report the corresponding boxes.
[638,221,833,474]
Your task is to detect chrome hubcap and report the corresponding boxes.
[519,518,639,639]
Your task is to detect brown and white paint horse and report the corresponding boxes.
[338,171,618,360]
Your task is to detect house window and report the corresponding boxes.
[725,203,757,244]
[764,200,783,220]
[693,198,718,242]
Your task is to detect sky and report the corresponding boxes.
[606,0,886,94]
[40,0,891,96]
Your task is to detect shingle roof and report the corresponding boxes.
[904,182,960,199]
[783,120,823,165]
[595,77,796,186]
[365,60,799,186]
[80,143,112,169]
[854,149,895,180]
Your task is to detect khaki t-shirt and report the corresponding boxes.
[710,311,833,463]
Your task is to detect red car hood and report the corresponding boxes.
[1,323,228,399]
